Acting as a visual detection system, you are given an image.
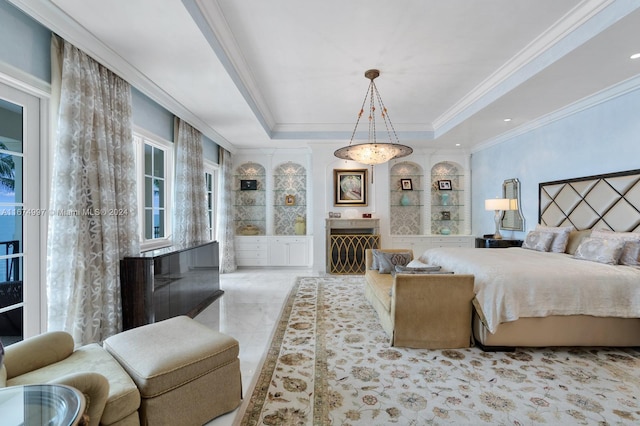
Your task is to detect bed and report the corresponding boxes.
[420,169,640,349]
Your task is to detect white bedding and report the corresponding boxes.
[419,247,640,334]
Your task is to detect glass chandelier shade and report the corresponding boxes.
[334,69,413,165]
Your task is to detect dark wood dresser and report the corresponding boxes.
[120,241,222,330]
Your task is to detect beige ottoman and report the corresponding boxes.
[104,316,241,425]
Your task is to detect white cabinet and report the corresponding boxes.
[235,236,311,267]
[269,236,310,266]
[391,235,475,257]
[235,236,268,266]
[428,236,475,248]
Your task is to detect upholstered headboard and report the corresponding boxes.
[539,169,640,232]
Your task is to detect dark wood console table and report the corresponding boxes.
[120,241,222,330]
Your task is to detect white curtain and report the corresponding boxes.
[173,118,208,246]
[217,147,236,273]
[47,36,139,345]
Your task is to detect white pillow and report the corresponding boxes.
[590,229,640,266]
[522,231,554,252]
[574,237,625,265]
[535,225,573,253]
[406,259,430,268]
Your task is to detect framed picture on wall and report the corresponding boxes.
[285,194,295,205]
[334,169,368,206]
[400,179,413,190]
[240,179,257,190]
[438,179,452,190]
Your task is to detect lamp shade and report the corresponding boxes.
[485,198,511,211]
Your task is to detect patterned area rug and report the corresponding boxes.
[237,276,640,425]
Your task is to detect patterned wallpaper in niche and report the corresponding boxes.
[273,162,307,235]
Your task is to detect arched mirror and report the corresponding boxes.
[501,178,525,231]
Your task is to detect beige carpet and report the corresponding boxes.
[236,276,640,425]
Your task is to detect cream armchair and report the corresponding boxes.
[1,331,141,426]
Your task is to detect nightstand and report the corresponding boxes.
[475,237,524,248]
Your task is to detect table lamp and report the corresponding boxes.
[485,198,512,239]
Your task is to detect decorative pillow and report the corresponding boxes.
[521,231,554,252]
[376,251,412,274]
[573,237,626,265]
[370,249,380,270]
[394,264,441,273]
[590,229,640,266]
[406,259,430,268]
[535,225,573,253]
[565,229,592,255]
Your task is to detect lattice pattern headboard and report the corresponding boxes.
[539,169,640,232]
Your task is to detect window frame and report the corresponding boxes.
[204,159,219,242]
[134,128,173,251]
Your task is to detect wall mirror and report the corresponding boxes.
[501,178,525,231]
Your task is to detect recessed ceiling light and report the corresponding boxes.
[503,118,512,122]
[631,53,640,60]
[455,143,461,147]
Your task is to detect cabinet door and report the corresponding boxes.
[270,237,309,266]
[287,240,308,266]
[269,239,288,265]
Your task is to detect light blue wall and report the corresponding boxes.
[471,86,640,239]
[131,87,174,141]
[0,0,51,82]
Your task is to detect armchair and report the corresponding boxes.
[1,331,140,426]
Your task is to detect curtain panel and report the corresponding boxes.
[218,147,236,273]
[47,35,139,345]
[173,118,208,246]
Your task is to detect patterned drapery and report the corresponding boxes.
[218,147,236,273]
[173,118,208,246]
[47,35,139,345]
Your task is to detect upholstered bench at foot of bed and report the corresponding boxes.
[103,316,242,426]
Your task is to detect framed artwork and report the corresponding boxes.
[334,169,368,206]
[240,179,257,190]
[438,179,452,190]
[400,178,413,190]
[285,194,295,205]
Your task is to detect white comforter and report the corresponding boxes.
[419,247,640,334]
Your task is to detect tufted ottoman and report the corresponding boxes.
[103,316,241,425]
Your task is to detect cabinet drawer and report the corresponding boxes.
[236,250,267,260]
[237,257,269,266]
[271,237,307,244]
[236,243,268,251]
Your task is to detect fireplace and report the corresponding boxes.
[326,219,380,274]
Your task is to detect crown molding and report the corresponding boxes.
[188,0,276,135]
[8,0,236,153]
[471,74,640,153]
[433,0,621,136]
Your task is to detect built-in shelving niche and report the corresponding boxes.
[390,162,423,235]
[431,161,465,235]
[273,162,307,235]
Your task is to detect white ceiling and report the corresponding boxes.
[10,0,640,153]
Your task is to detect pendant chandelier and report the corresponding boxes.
[334,69,413,177]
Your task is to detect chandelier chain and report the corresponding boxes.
[347,81,373,145]
[372,80,401,145]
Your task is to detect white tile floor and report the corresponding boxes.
[195,267,318,425]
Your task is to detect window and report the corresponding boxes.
[204,160,218,241]
[0,82,42,342]
[134,130,173,249]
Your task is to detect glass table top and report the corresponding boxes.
[0,384,85,426]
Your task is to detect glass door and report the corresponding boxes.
[0,82,41,345]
